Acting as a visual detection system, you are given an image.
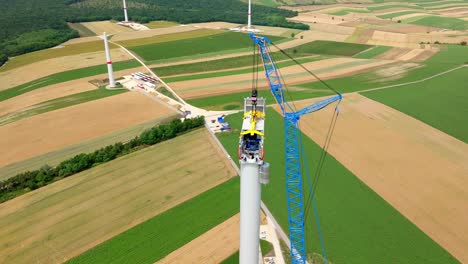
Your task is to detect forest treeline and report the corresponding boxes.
[0,0,307,67]
[0,117,205,203]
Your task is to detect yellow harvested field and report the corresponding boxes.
[80,21,133,35]
[170,58,393,99]
[0,49,132,90]
[157,214,240,264]
[0,92,175,167]
[282,94,468,263]
[0,129,236,264]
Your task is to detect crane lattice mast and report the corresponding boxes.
[250,33,342,264]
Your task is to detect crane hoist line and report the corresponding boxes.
[245,33,342,264]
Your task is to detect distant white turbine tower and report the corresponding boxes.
[248,0,252,28]
[123,0,129,23]
[102,32,116,88]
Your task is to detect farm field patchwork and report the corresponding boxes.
[117,28,223,47]
[290,40,373,57]
[0,114,178,181]
[66,177,240,264]
[158,214,240,263]
[0,129,236,264]
[363,66,468,142]
[129,31,285,62]
[0,92,175,167]
[290,93,468,263]
[0,87,127,126]
[354,45,392,59]
[217,109,458,264]
[0,49,134,90]
[163,56,324,83]
[80,21,133,35]
[0,60,139,101]
[0,41,119,72]
[406,15,468,30]
[298,45,468,95]
[377,11,420,19]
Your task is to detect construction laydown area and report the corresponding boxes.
[280,93,468,263]
[0,129,236,264]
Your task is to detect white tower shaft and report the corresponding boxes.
[239,161,261,264]
[103,32,116,88]
[123,0,129,22]
[248,0,252,28]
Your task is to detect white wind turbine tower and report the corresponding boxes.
[102,32,116,88]
[123,0,129,23]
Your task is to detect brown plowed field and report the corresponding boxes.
[278,94,468,263]
[0,129,236,264]
[0,92,175,167]
[157,214,240,264]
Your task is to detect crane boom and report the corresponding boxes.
[250,33,341,264]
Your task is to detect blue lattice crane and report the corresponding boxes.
[250,33,342,263]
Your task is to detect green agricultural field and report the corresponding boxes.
[221,252,240,263]
[407,16,468,30]
[0,114,178,181]
[151,51,302,77]
[144,20,179,29]
[354,46,392,59]
[288,40,373,57]
[117,29,223,47]
[67,177,240,264]
[299,45,468,94]
[187,86,334,111]
[222,239,272,263]
[363,66,468,143]
[217,109,458,264]
[0,60,140,101]
[329,9,370,16]
[0,87,127,125]
[152,54,258,76]
[0,41,117,72]
[368,4,423,11]
[418,0,466,7]
[377,11,419,19]
[163,56,324,83]
[129,32,285,62]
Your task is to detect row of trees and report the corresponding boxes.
[0,0,308,67]
[0,117,205,203]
